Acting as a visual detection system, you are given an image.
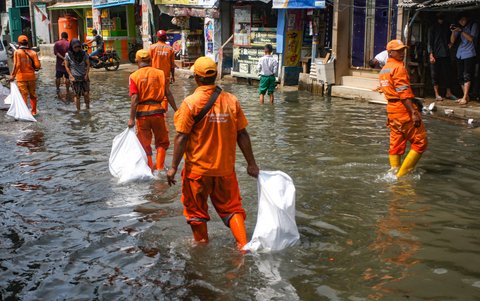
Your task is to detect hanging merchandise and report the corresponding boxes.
[244,171,300,252]
[6,83,37,122]
[109,128,155,183]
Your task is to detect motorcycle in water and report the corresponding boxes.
[82,44,120,71]
[128,42,143,64]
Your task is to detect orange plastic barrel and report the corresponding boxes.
[58,16,78,40]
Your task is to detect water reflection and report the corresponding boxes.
[366,182,424,299]
[16,128,45,152]
[1,64,480,300]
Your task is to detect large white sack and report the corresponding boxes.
[109,128,154,183]
[244,170,300,252]
[6,82,36,122]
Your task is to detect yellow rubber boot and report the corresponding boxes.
[147,155,153,171]
[396,150,422,178]
[191,223,209,243]
[389,154,401,169]
[229,214,248,250]
[156,147,166,171]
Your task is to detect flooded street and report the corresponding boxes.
[1,64,480,300]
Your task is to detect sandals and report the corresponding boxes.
[435,96,443,101]
[445,95,458,101]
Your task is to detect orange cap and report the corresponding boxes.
[135,49,151,62]
[156,30,167,37]
[192,56,217,78]
[18,35,29,44]
[386,40,408,51]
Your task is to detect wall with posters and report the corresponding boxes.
[284,10,303,67]
[204,17,221,62]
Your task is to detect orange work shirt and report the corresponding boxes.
[129,66,166,116]
[150,42,175,80]
[379,57,415,115]
[174,85,248,177]
[13,48,41,82]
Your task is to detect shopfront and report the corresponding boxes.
[273,0,328,85]
[231,2,279,79]
[155,0,220,66]
[92,0,138,62]
[47,1,93,43]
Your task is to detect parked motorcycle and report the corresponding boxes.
[82,44,120,71]
[128,42,143,64]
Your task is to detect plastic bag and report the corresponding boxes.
[6,82,36,122]
[244,171,300,252]
[109,128,154,183]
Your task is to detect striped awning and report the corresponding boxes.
[398,0,480,9]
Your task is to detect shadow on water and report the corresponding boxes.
[1,64,480,300]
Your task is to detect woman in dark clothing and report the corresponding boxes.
[65,39,91,111]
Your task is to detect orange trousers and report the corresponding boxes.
[17,80,37,114]
[136,115,170,155]
[387,112,428,155]
[181,170,246,226]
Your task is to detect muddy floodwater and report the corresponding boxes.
[1,64,480,301]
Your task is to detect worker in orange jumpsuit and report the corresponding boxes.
[150,30,176,113]
[128,50,177,171]
[10,35,41,116]
[379,40,428,178]
[166,57,259,250]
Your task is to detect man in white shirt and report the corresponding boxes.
[369,50,388,69]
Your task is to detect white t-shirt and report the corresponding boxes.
[374,50,389,67]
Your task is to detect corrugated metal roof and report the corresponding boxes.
[398,0,480,9]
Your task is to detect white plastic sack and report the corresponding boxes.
[109,128,154,183]
[244,171,300,252]
[6,82,36,122]
[4,95,11,105]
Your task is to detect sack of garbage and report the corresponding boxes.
[244,170,300,252]
[6,82,36,122]
[109,128,154,183]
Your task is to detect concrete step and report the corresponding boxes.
[331,85,386,104]
[351,69,380,79]
[341,76,379,90]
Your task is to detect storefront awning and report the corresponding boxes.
[93,0,135,8]
[158,5,220,17]
[398,0,480,10]
[47,1,92,10]
[273,0,325,9]
[155,0,218,8]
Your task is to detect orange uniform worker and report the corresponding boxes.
[128,50,178,170]
[10,35,41,116]
[150,30,176,112]
[379,40,428,178]
[166,57,259,250]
